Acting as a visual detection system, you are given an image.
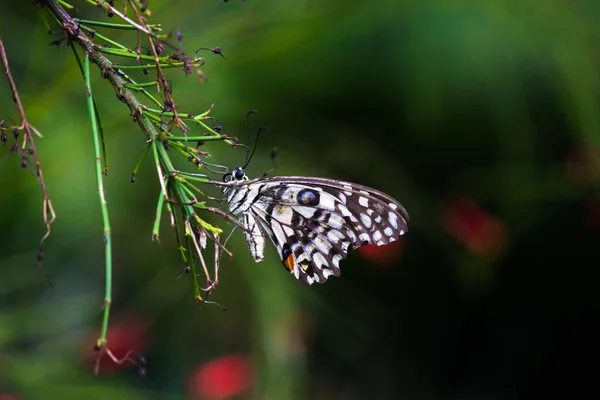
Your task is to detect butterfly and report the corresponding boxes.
[220,167,409,285]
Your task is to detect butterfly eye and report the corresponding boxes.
[223,172,233,182]
[233,167,245,180]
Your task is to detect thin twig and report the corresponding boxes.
[127,0,188,134]
[0,38,56,246]
[186,220,213,290]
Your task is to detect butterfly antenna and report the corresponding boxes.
[262,147,278,177]
[242,109,258,167]
[244,126,270,169]
[242,110,270,169]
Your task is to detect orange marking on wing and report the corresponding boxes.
[283,253,295,272]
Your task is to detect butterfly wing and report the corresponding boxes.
[242,212,267,262]
[249,193,352,285]
[242,177,409,285]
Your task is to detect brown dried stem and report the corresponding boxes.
[0,38,56,246]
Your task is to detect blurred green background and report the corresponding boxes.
[1,0,599,399]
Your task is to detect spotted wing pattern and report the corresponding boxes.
[222,175,409,285]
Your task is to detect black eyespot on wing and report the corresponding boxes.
[282,243,292,260]
[286,235,304,259]
[291,210,304,227]
[281,242,295,272]
[297,189,320,206]
[312,208,324,221]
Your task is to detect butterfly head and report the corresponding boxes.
[223,167,249,183]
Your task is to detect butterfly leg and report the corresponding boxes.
[201,232,222,294]
[204,206,252,233]
[187,220,216,292]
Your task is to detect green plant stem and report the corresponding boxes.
[43,0,229,322]
[109,60,198,70]
[70,44,109,174]
[153,180,166,241]
[78,26,128,49]
[84,53,112,348]
[131,143,151,180]
[56,0,74,8]
[74,19,161,30]
[168,135,231,142]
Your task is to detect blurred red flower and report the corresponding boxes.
[188,354,253,400]
[82,312,149,372]
[0,394,22,400]
[359,239,404,267]
[441,197,508,257]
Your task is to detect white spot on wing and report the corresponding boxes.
[389,202,398,210]
[269,221,287,257]
[272,204,293,224]
[388,211,399,229]
[296,206,317,219]
[346,230,357,241]
[374,215,382,223]
[280,187,295,202]
[323,268,335,278]
[384,227,394,237]
[359,196,369,207]
[313,252,327,268]
[327,229,344,243]
[319,192,336,211]
[328,215,343,230]
[282,225,295,237]
[359,232,370,243]
[373,230,382,242]
[339,204,352,217]
[313,236,333,255]
[360,213,372,228]
[332,254,343,268]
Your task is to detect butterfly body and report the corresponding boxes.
[222,168,409,285]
